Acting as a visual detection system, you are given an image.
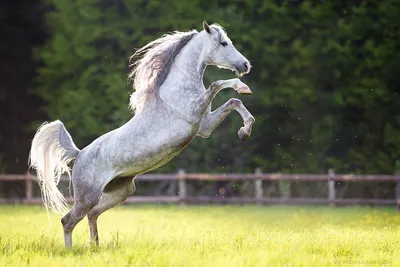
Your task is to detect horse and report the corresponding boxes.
[29,21,255,247]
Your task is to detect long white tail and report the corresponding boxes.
[29,120,80,214]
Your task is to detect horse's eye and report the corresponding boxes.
[220,41,228,47]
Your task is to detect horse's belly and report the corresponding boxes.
[117,134,194,176]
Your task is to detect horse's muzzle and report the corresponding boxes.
[235,61,251,75]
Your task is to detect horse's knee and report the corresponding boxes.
[210,80,222,90]
[228,98,242,107]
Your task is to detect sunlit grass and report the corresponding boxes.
[0,204,399,266]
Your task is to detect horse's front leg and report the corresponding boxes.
[194,78,252,115]
[194,79,255,142]
[197,98,255,142]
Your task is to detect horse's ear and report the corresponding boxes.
[203,20,211,34]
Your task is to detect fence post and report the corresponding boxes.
[254,168,263,206]
[178,169,186,207]
[396,171,400,210]
[328,168,336,207]
[25,172,32,204]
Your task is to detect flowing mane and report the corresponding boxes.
[128,30,198,113]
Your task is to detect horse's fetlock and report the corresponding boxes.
[234,78,241,84]
[246,116,255,124]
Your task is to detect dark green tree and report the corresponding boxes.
[0,0,46,173]
[35,0,400,179]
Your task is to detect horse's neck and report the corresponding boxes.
[174,37,206,84]
[159,35,207,113]
[173,34,206,85]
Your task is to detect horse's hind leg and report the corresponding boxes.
[87,177,136,245]
[61,179,102,248]
[61,195,100,247]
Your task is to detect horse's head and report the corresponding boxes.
[201,21,251,76]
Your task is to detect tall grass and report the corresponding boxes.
[0,205,398,266]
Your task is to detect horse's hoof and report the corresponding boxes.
[236,86,252,95]
[238,127,250,143]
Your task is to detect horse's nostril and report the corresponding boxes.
[236,62,250,74]
[243,62,249,72]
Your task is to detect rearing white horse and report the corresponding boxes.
[29,21,255,247]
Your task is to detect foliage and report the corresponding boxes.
[0,205,399,266]
[34,0,400,176]
[0,0,46,173]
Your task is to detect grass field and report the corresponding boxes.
[0,204,399,267]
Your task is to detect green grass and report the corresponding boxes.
[0,205,399,266]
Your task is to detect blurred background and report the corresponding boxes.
[1,0,400,200]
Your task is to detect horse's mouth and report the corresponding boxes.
[234,67,250,77]
[235,69,248,77]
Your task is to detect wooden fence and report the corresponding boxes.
[0,169,400,207]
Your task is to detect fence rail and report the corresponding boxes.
[0,169,400,207]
